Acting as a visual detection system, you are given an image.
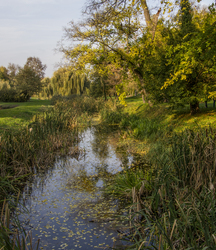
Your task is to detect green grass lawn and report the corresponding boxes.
[125,95,216,131]
[1,95,216,135]
[0,98,52,133]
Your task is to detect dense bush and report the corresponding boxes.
[0,80,30,102]
[51,94,104,115]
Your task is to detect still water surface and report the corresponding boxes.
[16,127,133,249]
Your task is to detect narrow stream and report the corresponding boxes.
[16,127,133,249]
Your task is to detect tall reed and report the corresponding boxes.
[0,101,79,203]
[0,199,40,250]
[114,127,216,249]
[0,96,104,203]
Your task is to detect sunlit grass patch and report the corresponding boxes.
[125,96,216,131]
[0,99,52,133]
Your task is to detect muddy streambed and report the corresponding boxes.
[16,127,133,249]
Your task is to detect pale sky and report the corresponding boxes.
[0,0,214,77]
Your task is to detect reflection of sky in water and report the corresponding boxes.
[16,127,132,249]
[62,128,130,176]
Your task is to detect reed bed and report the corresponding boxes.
[0,95,104,199]
[0,199,40,250]
[0,95,104,202]
[0,99,81,203]
[0,96,105,249]
[108,127,216,249]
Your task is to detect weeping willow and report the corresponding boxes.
[38,68,90,99]
[51,68,89,96]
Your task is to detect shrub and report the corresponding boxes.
[0,80,30,102]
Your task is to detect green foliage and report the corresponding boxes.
[106,167,147,197]
[87,78,104,98]
[100,109,123,124]
[38,77,53,99]
[0,80,22,102]
[179,0,195,37]
[0,66,9,81]
[130,117,161,140]
[50,67,90,97]
[25,56,47,79]
[101,105,162,140]
[0,58,47,102]
[16,66,42,101]
[163,1,216,113]
[100,100,125,124]
[51,95,104,115]
[169,128,216,189]
[61,0,216,110]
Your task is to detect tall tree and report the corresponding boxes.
[61,0,164,103]
[25,57,47,79]
[16,66,42,101]
[162,1,216,114]
[0,66,9,81]
[50,67,89,96]
[7,63,19,86]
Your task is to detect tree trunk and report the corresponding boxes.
[140,88,153,106]
[140,0,161,40]
[141,93,146,103]
[135,74,152,105]
[100,77,107,101]
[190,101,199,115]
[213,100,215,108]
[132,2,161,105]
[205,101,208,108]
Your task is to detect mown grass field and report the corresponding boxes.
[0,98,52,133]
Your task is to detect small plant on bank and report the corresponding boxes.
[51,95,104,115]
[100,100,125,125]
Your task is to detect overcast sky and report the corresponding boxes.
[0,0,214,77]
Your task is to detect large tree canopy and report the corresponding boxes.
[0,57,47,102]
[60,0,165,103]
[25,57,47,79]
[58,0,216,114]
[15,66,42,101]
[162,1,216,113]
[0,66,9,81]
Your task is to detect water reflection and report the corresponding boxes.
[16,127,133,249]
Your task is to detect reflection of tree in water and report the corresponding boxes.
[92,125,133,169]
[91,126,110,160]
[67,163,113,192]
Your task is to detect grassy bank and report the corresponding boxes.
[0,96,103,203]
[0,98,52,133]
[100,96,216,249]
